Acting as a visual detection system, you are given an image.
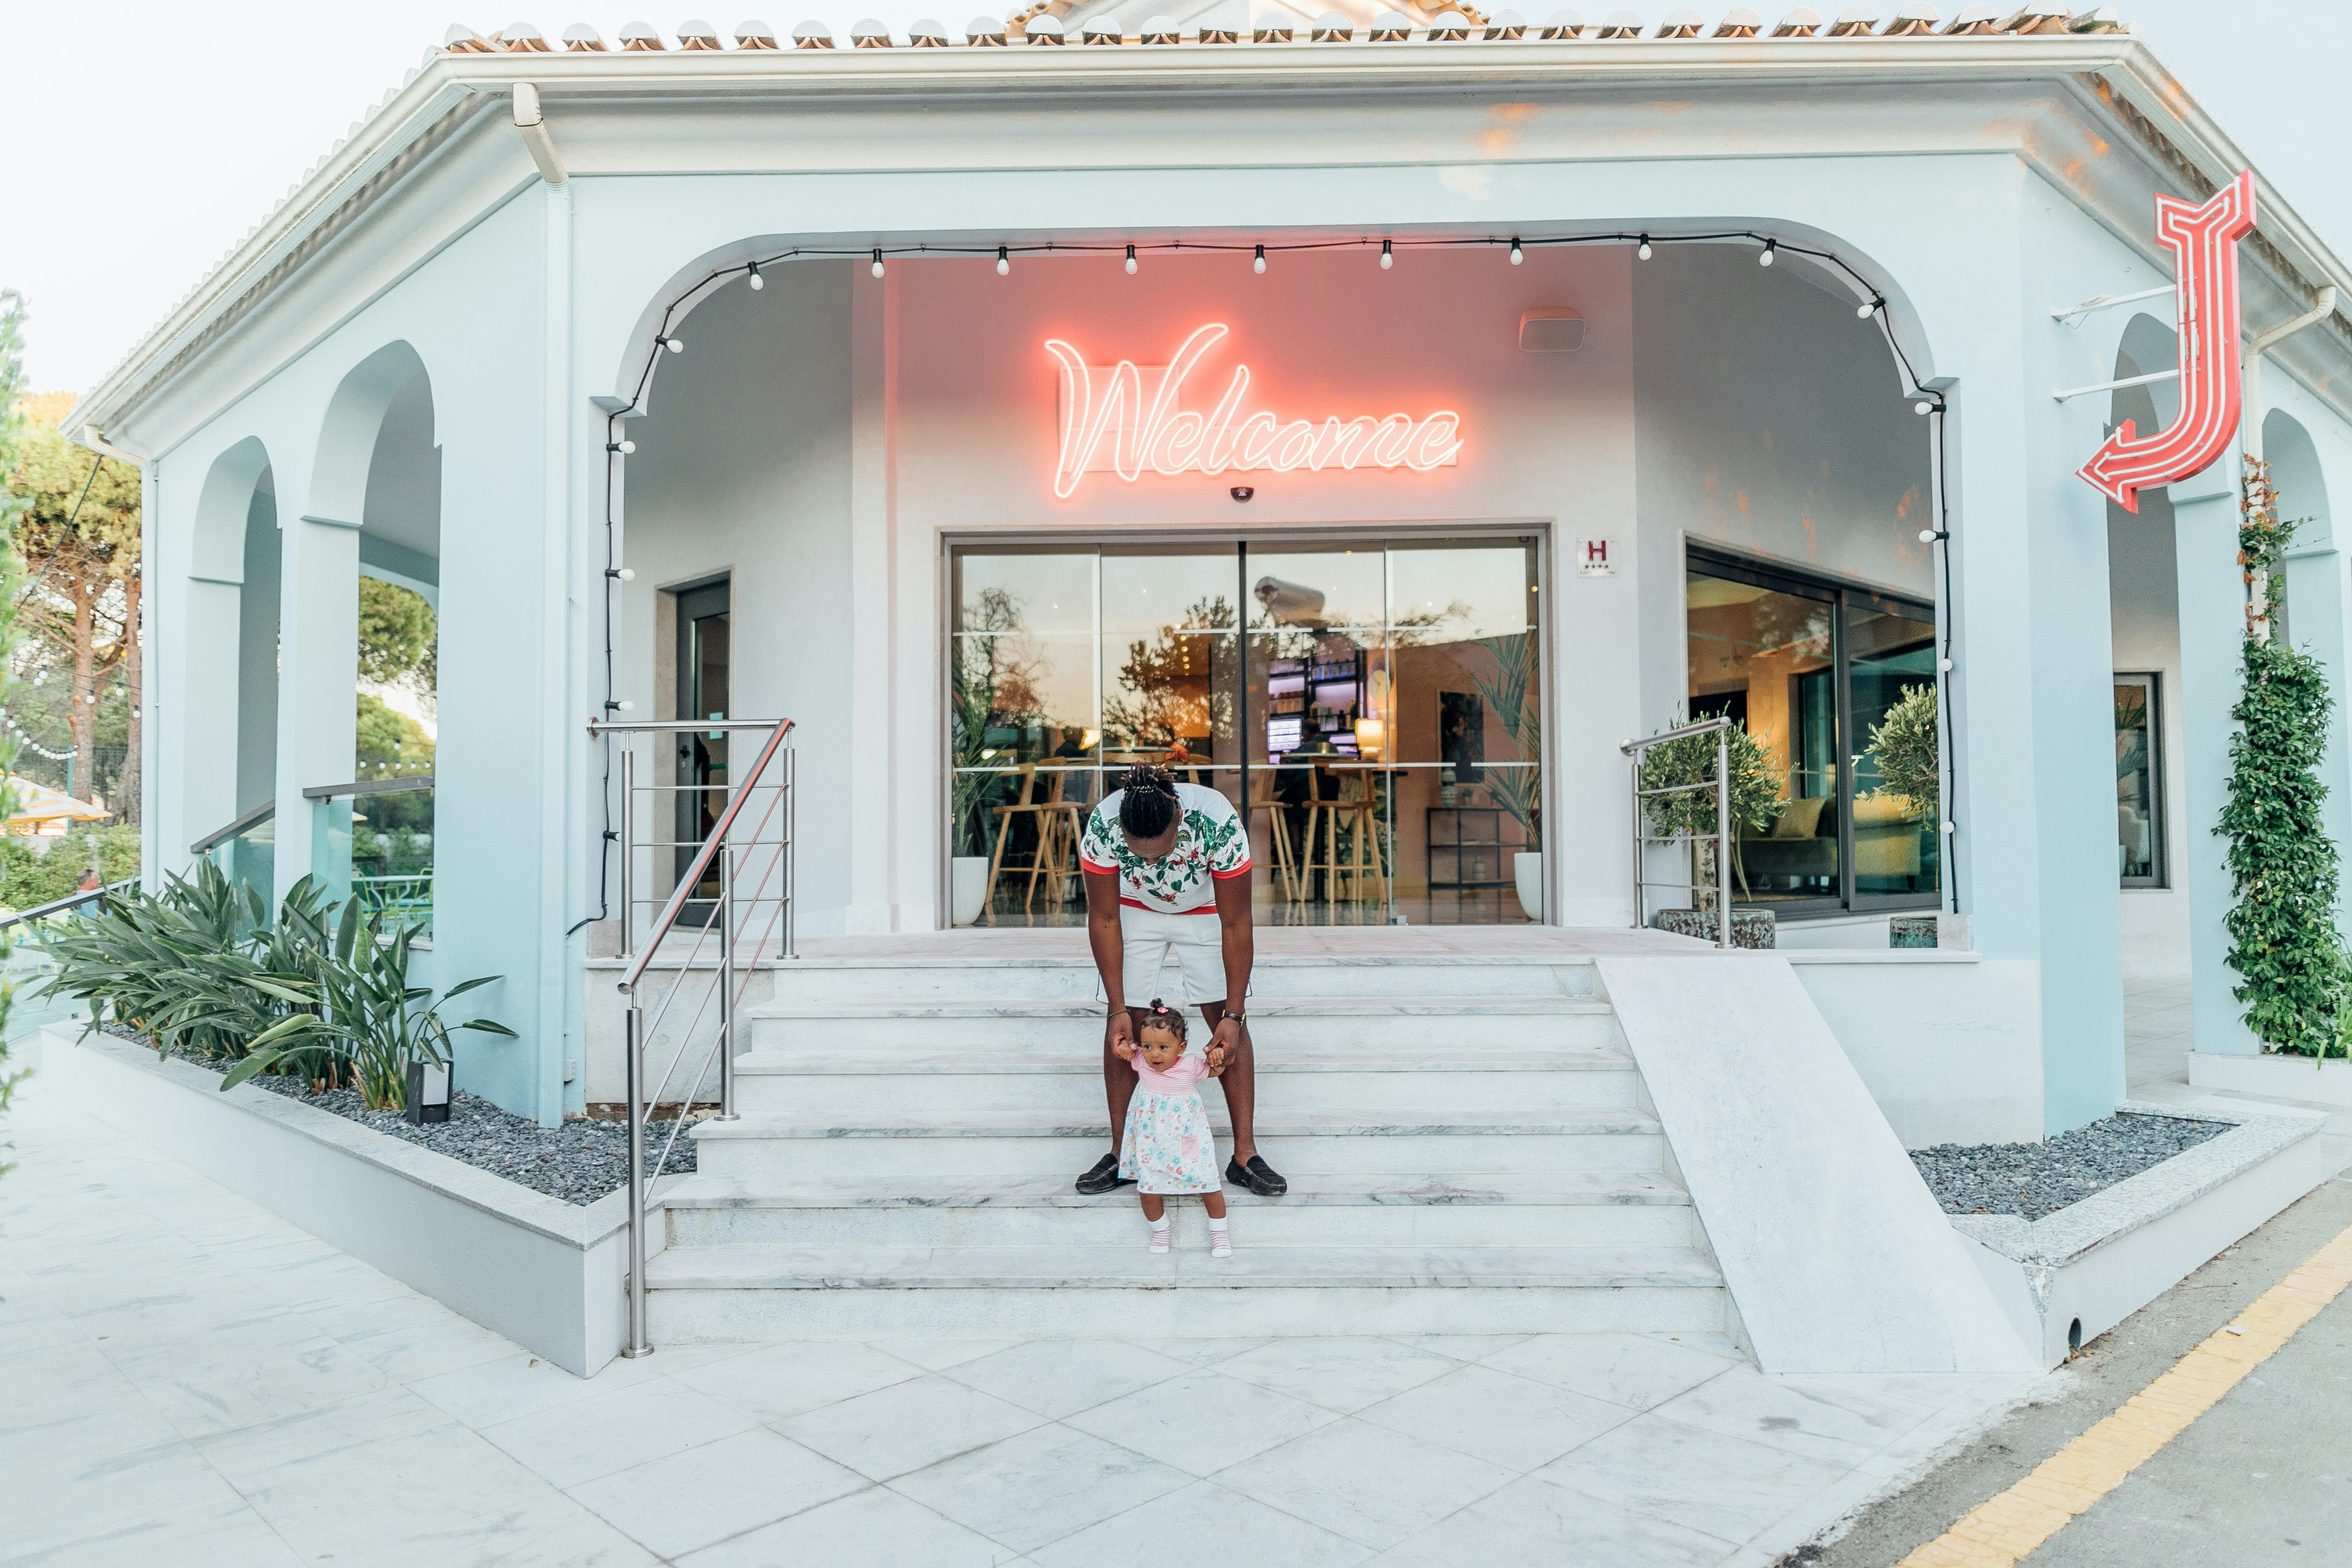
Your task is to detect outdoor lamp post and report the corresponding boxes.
[405,1060,452,1125]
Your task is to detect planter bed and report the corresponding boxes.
[1942,1100,2326,1368]
[1911,1111,2226,1220]
[32,1025,671,1376]
[2189,1049,2352,1110]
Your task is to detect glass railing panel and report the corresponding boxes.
[310,781,434,938]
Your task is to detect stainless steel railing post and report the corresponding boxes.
[782,743,797,961]
[1628,752,1643,932]
[619,746,636,959]
[622,1001,652,1358]
[1715,728,1733,951]
[717,839,738,1121]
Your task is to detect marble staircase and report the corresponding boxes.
[645,938,1731,1340]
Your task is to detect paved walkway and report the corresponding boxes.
[0,1071,2030,1567]
[2122,970,2352,1173]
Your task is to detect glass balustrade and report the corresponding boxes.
[309,779,434,937]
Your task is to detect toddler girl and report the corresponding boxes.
[1113,1000,1232,1257]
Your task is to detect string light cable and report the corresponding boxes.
[585,225,1959,920]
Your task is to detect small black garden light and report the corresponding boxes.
[406,1060,452,1125]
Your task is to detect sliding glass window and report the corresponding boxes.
[1685,548,1939,915]
[2115,673,2163,887]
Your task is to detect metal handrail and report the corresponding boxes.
[591,716,796,1360]
[300,774,436,801]
[189,800,275,857]
[0,875,141,932]
[1620,717,1733,951]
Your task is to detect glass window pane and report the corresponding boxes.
[1849,602,1940,901]
[1248,548,1386,634]
[1388,541,1537,636]
[1687,570,1838,903]
[955,551,1092,634]
[2117,676,2160,884]
[1101,548,1241,637]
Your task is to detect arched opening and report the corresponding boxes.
[2108,311,2186,972]
[2265,409,2334,547]
[302,342,440,923]
[183,436,278,893]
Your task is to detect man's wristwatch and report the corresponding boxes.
[1219,1011,1246,1027]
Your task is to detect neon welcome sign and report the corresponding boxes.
[1044,323,1464,499]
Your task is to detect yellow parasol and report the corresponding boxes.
[4,776,111,837]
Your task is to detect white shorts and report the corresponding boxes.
[1115,906,1229,1009]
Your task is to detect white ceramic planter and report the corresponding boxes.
[951,855,989,926]
[1513,851,1545,923]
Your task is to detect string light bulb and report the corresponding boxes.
[1380,239,1393,269]
[1125,243,1138,274]
[747,260,764,291]
[1636,234,1652,260]
[1509,237,1523,266]
[1915,400,1932,416]
[1758,239,1776,267]
[661,336,684,354]
[871,247,884,279]
[996,245,1010,276]
[1253,244,1267,274]
[1858,294,1883,319]
[605,439,635,455]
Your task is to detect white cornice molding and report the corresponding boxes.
[67,33,2352,449]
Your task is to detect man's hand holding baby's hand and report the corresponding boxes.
[1111,1039,1136,1062]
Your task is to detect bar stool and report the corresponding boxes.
[981,765,1086,920]
[1302,763,1389,913]
[1247,773,1302,903]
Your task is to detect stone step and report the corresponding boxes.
[686,1108,1667,1178]
[746,954,1604,1007]
[737,997,1623,1054]
[728,1044,1640,1115]
[658,1173,1701,1248]
[643,1242,1728,1339]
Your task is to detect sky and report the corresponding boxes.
[1,1,2345,397]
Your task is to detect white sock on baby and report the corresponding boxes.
[1207,1216,1231,1258]
[1148,1215,1171,1254]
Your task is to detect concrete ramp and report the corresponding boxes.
[1598,953,2040,1374]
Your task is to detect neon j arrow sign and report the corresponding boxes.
[1045,323,1464,498]
[2079,170,2256,512]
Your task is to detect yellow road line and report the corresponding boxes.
[1898,1222,2352,1568]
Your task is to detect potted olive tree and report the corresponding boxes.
[1636,721,1783,945]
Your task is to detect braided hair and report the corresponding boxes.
[1118,764,1181,839]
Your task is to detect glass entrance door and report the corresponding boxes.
[949,536,1543,927]
[676,580,730,913]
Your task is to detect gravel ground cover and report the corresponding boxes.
[1911,1111,2226,1221]
[124,1026,697,1204]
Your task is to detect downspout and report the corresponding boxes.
[2242,286,2337,639]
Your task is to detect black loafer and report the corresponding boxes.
[1226,1154,1288,1197]
[1075,1150,1134,1195]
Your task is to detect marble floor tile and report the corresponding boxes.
[1647,1367,1945,1467]
[329,1309,524,1384]
[1383,1473,1738,1567]
[1386,1332,1536,1363]
[674,1339,929,1423]
[941,1337,1192,1419]
[1532,1410,1848,1544]
[1483,1331,1743,1411]
[479,1376,762,1489]
[210,1415,573,1562]
[677,1484,1008,1568]
[411,1348,669,1428]
[4,1434,259,1562]
[568,1426,866,1559]
[865,1336,1023,1371]
[1213,1416,1516,1549]
[1212,1335,1461,1414]
[3,1498,307,1568]
[1355,1362,1637,1470]
[112,1330,399,1440]
[893,1422,1190,1554]
[339,1488,664,1568]
[1029,1478,1374,1567]
[772,1372,1044,1482]
[1062,1367,1341,1476]
[1151,1336,1270,1368]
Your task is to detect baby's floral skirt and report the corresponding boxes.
[1118,1088,1221,1195]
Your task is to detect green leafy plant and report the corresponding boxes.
[220,898,514,1110]
[1638,721,1784,901]
[39,866,514,1107]
[1471,633,1542,848]
[0,290,31,1173]
[2221,496,2344,1059]
[1866,683,1939,821]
